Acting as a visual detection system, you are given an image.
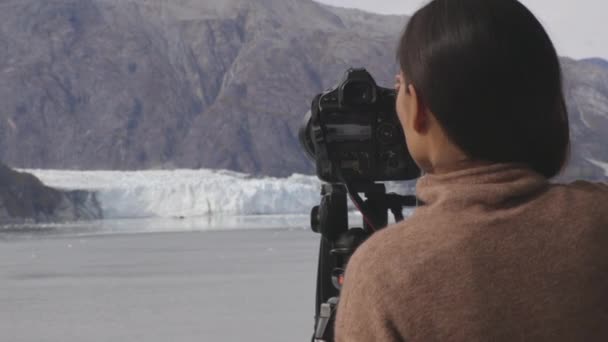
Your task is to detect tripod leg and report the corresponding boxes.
[314,236,338,341]
[312,185,348,342]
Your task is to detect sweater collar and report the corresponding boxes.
[415,163,549,210]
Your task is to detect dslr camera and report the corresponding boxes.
[301,69,420,342]
[299,68,420,183]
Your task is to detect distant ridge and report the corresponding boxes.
[581,58,608,69]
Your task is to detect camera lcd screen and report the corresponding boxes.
[325,124,372,142]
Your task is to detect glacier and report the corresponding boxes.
[24,169,323,219]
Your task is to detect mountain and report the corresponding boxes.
[560,58,608,180]
[0,0,404,176]
[581,58,608,69]
[0,0,606,180]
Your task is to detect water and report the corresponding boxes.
[0,225,319,342]
[0,215,313,239]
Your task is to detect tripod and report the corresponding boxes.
[310,183,417,342]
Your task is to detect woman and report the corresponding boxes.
[335,0,608,341]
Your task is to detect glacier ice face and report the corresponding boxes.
[23,169,323,219]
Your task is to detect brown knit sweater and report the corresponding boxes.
[335,163,608,341]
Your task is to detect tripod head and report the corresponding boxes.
[310,182,417,342]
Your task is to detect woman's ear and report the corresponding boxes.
[407,84,429,134]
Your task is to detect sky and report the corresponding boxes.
[315,0,607,60]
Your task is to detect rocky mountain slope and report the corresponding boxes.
[0,163,101,224]
[561,59,608,180]
[0,0,606,179]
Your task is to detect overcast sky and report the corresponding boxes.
[315,0,607,60]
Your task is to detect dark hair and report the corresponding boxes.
[397,0,570,179]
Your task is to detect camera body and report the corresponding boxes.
[300,68,420,183]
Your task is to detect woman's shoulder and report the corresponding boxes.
[564,179,608,188]
[348,213,459,276]
[551,179,608,199]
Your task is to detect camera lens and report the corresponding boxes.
[343,81,374,106]
[298,110,316,160]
